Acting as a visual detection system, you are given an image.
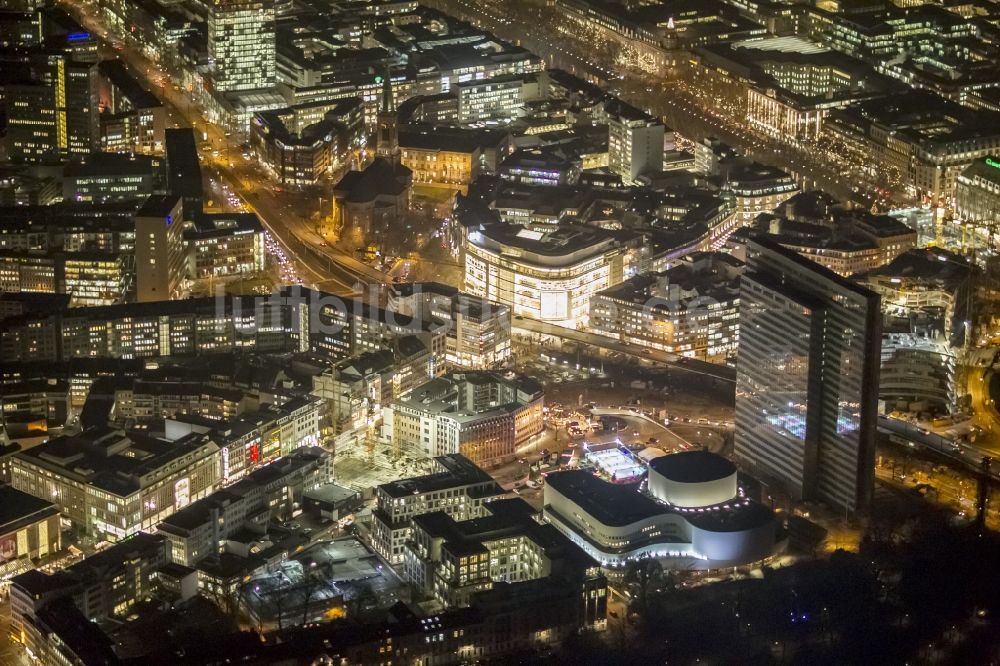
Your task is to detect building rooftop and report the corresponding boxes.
[1,287,326,328]
[545,470,662,527]
[468,221,635,266]
[128,379,246,403]
[545,68,606,103]
[0,292,72,318]
[393,371,542,425]
[0,486,59,534]
[254,98,362,148]
[70,532,167,579]
[960,155,1000,187]
[695,40,898,108]
[332,157,410,203]
[379,453,498,499]
[733,35,829,55]
[399,126,507,153]
[303,483,359,507]
[195,551,266,581]
[604,97,658,124]
[595,251,741,308]
[10,568,76,597]
[12,533,168,601]
[0,203,139,246]
[1,378,69,395]
[36,596,119,664]
[63,152,162,178]
[501,147,578,174]
[683,500,775,533]
[547,469,777,533]
[829,91,1000,147]
[17,427,218,497]
[97,60,161,109]
[648,450,736,484]
[156,489,243,534]
[414,497,597,570]
[865,247,973,285]
[389,281,459,299]
[130,604,485,664]
[156,561,197,581]
[748,232,880,302]
[185,211,263,239]
[395,334,429,359]
[855,215,915,239]
[493,183,589,220]
[724,162,798,194]
[331,349,396,380]
[135,194,180,219]
[164,128,202,203]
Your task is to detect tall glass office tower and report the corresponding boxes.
[207,0,276,92]
[735,234,881,515]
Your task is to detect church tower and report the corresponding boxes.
[376,67,399,162]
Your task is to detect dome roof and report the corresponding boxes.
[649,450,736,484]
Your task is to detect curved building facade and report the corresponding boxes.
[463,222,638,328]
[543,461,780,570]
[647,451,737,508]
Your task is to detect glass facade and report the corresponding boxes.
[734,235,880,514]
[208,0,276,92]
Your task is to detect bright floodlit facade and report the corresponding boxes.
[10,428,221,540]
[371,454,503,565]
[464,223,635,328]
[543,452,780,570]
[384,371,544,467]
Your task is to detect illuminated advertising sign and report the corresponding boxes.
[0,533,17,563]
[175,478,191,509]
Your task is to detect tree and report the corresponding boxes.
[556,629,619,665]
[346,581,377,620]
[623,557,663,612]
[215,579,248,626]
[299,570,325,626]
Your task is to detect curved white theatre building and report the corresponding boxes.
[543,451,781,569]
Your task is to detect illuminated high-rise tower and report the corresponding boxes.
[606,99,664,184]
[207,0,276,92]
[734,233,881,515]
[2,51,97,163]
[134,195,187,302]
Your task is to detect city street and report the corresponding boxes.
[61,0,387,295]
[1,593,21,666]
[964,364,1000,455]
[429,0,894,208]
[5,0,1000,662]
